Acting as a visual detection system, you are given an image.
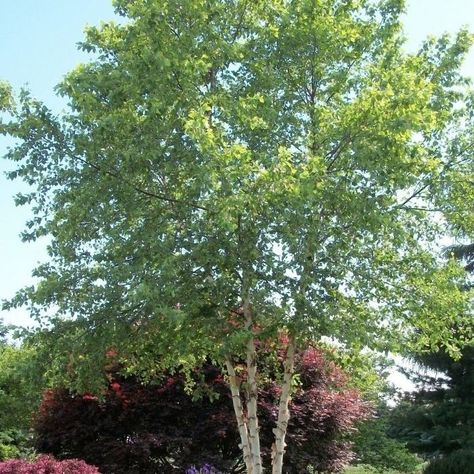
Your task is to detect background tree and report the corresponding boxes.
[390,347,474,458]
[422,450,474,474]
[351,406,421,474]
[0,333,43,461]
[2,1,474,472]
[388,243,473,473]
[34,347,370,474]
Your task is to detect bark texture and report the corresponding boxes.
[271,338,296,474]
[246,336,263,474]
[225,358,253,474]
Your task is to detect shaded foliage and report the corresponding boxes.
[352,409,420,473]
[423,450,474,474]
[390,346,474,457]
[34,348,370,473]
[0,431,35,463]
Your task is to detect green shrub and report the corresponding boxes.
[343,465,378,474]
[353,414,421,473]
[0,430,35,461]
[423,450,474,474]
[343,462,426,474]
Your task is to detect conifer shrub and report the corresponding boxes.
[423,450,474,474]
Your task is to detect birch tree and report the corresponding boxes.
[2,1,474,472]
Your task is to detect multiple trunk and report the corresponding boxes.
[225,335,297,474]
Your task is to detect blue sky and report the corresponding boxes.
[1,0,474,330]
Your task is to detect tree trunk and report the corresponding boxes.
[225,358,253,474]
[271,337,296,474]
[246,335,263,474]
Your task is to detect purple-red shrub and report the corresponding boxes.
[33,348,371,473]
[257,347,372,472]
[0,455,100,473]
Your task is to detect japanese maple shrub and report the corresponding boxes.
[34,347,370,473]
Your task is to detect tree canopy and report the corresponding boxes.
[2,0,474,472]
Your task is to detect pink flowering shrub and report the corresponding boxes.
[0,455,100,473]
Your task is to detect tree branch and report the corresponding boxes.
[71,153,209,211]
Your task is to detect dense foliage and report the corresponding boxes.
[342,466,422,474]
[0,455,99,474]
[3,0,474,471]
[390,347,474,458]
[0,331,43,461]
[34,347,370,473]
[0,344,41,432]
[352,411,420,473]
[422,450,474,474]
[389,243,474,465]
[0,431,35,463]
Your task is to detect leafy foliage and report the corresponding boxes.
[422,450,474,474]
[0,321,8,345]
[0,81,12,112]
[3,0,473,386]
[3,0,474,470]
[0,343,43,432]
[352,410,420,473]
[33,347,370,473]
[343,465,423,474]
[445,243,474,273]
[0,430,35,462]
[389,243,474,459]
[0,336,44,462]
[0,455,99,474]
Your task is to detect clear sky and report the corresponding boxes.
[1,0,474,332]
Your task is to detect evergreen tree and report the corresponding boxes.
[390,347,474,456]
[390,243,474,462]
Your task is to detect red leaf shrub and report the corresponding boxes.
[0,455,100,473]
[33,348,370,473]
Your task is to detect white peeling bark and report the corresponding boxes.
[246,335,263,474]
[271,337,296,474]
[225,358,253,474]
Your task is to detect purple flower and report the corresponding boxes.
[185,464,221,474]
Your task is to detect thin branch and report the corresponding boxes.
[400,206,444,212]
[325,133,352,171]
[71,153,209,211]
[396,181,431,209]
[396,140,474,210]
